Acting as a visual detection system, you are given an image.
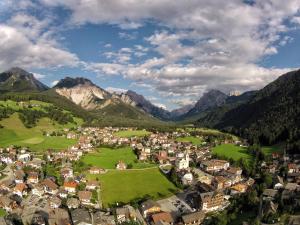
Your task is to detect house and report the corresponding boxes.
[182,173,193,185]
[212,176,226,190]
[49,196,62,209]
[140,200,161,218]
[288,163,298,174]
[152,212,174,225]
[61,167,73,179]
[32,184,45,197]
[18,153,31,162]
[71,208,92,225]
[200,191,224,212]
[86,180,98,190]
[230,183,248,194]
[263,189,278,201]
[15,170,25,183]
[200,159,230,173]
[64,181,78,194]
[192,168,213,185]
[78,191,92,204]
[116,161,127,170]
[27,172,39,184]
[181,211,205,225]
[13,183,27,197]
[115,205,137,224]
[93,211,116,225]
[48,208,72,225]
[89,167,105,174]
[274,176,284,189]
[42,179,58,195]
[67,198,80,209]
[0,196,17,212]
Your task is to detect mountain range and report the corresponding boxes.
[0,67,299,149]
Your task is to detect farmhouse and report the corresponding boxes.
[116,161,127,170]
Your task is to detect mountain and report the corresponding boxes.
[53,77,166,126]
[194,90,257,127]
[170,104,194,118]
[124,90,172,120]
[183,90,228,119]
[54,77,111,110]
[0,67,48,92]
[197,69,300,149]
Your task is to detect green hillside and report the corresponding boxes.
[0,113,78,152]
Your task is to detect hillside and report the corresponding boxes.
[197,69,300,150]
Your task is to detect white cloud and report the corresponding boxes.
[118,32,137,40]
[104,43,112,48]
[51,80,59,86]
[33,72,46,80]
[106,87,127,94]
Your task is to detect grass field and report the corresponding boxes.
[262,144,283,155]
[82,147,154,169]
[88,168,177,207]
[114,130,151,138]
[212,144,252,162]
[176,136,203,145]
[0,208,7,217]
[0,113,77,151]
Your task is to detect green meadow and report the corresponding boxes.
[114,129,151,138]
[262,144,283,155]
[88,168,177,207]
[176,136,203,145]
[0,113,77,152]
[212,144,253,162]
[82,147,154,169]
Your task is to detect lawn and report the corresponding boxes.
[176,136,203,145]
[0,208,7,217]
[114,130,151,138]
[262,144,283,155]
[0,113,77,152]
[212,144,252,162]
[82,147,154,169]
[88,168,177,207]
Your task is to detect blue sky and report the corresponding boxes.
[0,0,300,110]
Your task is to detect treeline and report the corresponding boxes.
[0,105,14,120]
[197,69,300,153]
[0,91,91,122]
[18,106,74,128]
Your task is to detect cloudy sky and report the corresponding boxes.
[0,0,300,109]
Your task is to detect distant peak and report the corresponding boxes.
[5,67,31,76]
[54,77,94,88]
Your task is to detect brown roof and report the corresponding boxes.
[43,179,58,190]
[152,212,173,224]
[182,211,205,224]
[78,191,92,200]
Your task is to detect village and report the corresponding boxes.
[0,126,299,225]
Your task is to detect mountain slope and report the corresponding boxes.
[195,91,257,127]
[197,69,300,148]
[0,67,48,92]
[184,90,228,118]
[54,77,111,110]
[124,90,171,120]
[53,77,167,126]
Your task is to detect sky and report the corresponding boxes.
[0,0,300,110]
